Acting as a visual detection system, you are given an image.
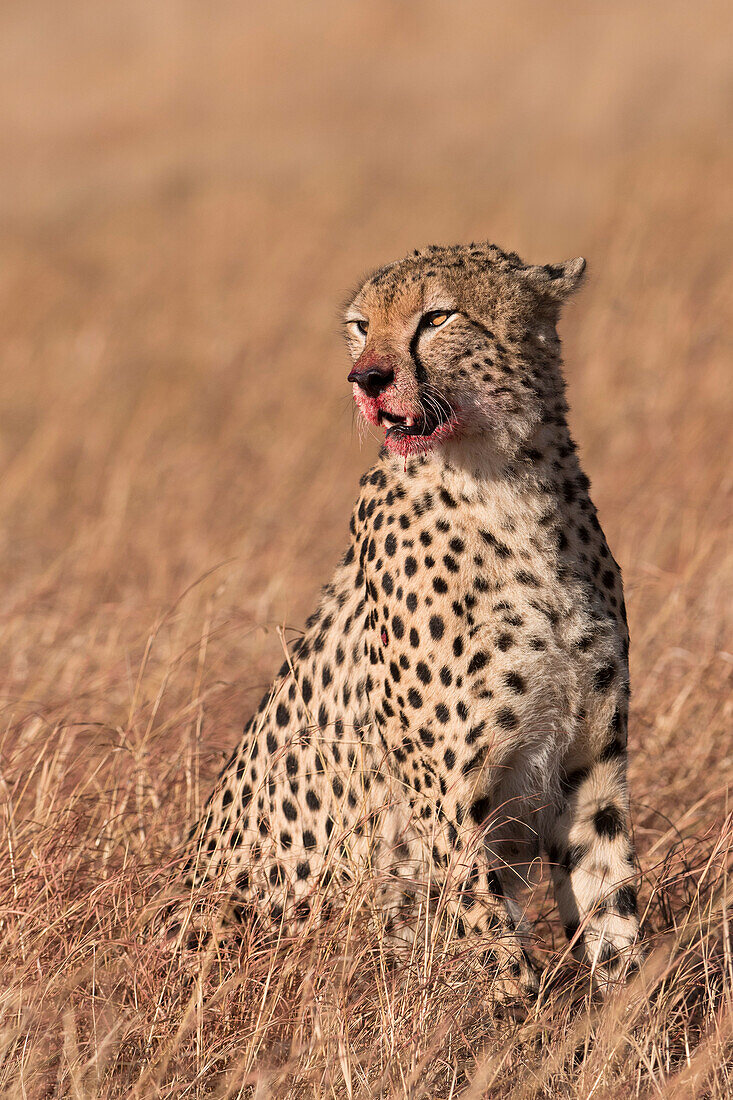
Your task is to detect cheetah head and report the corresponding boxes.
[344,242,585,458]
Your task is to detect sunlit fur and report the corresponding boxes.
[188,243,643,999]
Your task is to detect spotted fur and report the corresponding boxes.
[186,242,643,998]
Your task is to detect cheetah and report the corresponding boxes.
[185,242,643,999]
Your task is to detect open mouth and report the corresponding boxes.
[377,400,453,440]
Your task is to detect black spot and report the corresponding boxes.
[470,796,491,824]
[453,636,464,657]
[303,829,316,850]
[266,731,278,754]
[461,748,483,775]
[504,671,526,694]
[409,628,420,647]
[593,804,624,838]
[418,727,434,748]
[594,664,616,692]
[392,616,405,640]
[305,789,320,811]
[416,662,432,684]
[439,488,457,508]
[286,753,298,776]
[467,651,489,675]
[432,577,448,594]
[597,943,622,970]
[385,533,397,556]
[487,870,504,897]
[429,615,444,640]
[406,592,418,612]
[405,556,417,577]
[282,799,297,822]
[407,688,423,708]
[495,707,518,730]
[222,788,233,807]
[435,703,450,724]
[614,885,638,917]
[439,666,452,686]
[443,748,456,770]
[497,633,514,651]
[465,720,485,745]
[480,530,512,558]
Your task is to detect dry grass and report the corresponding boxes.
[1,1,732,1096]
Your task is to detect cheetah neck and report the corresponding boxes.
[397,416,583,503]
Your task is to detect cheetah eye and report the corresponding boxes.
[423,311,454,328]
[348,318,369,338]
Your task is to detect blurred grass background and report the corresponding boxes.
[0,2,731,1096]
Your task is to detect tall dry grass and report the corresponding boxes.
[0,1,731,1096]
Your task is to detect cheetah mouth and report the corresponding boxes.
[377,409,411,434]
[377,399,458,454]
[378,401,452,439]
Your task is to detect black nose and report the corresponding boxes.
[348,364,395,398]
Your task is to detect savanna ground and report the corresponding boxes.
[1,2,732,1097]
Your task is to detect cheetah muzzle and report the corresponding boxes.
[183,241,644,1002]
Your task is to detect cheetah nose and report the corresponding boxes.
[348,363,395,398]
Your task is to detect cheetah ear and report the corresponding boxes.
[524,257,587,304]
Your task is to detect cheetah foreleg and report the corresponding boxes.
[547,756,643,991]
[453,849,540,1002]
